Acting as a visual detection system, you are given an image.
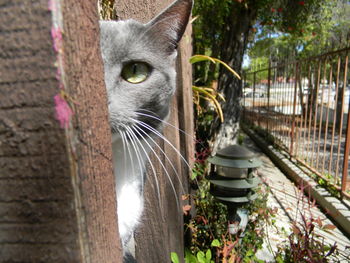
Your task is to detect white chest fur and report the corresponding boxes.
[112,134,151,246]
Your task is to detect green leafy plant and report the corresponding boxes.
[184,145,343,263]
[190,55,240,123]
[171,249,214,263]
[237,132,246,145]
[171,252,180,263]
[310,173,341,199]
[275,185,339,262]
[190,55,241,80]
[192,86,225,123]
[185,158,276,263]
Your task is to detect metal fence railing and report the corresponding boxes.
[242,47,350,199]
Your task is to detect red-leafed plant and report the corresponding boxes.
[275,184,340,262]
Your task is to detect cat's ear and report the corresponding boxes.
[145,0,193,54]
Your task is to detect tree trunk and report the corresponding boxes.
[213,7,257,151]
[0,1,122,262]
[114,0,194,262]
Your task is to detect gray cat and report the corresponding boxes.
[99,0,192,261]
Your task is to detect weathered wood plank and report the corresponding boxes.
[0,0,123,261]
[0,1,81,261]
[114,0,194,261]
[62,0,122,261]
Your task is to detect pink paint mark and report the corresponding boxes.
[54,94,73,129]
[51,27,62,52]
[48,0,56,11]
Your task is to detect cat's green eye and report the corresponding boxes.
[121,62,150,84]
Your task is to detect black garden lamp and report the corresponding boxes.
[208,144,262,235]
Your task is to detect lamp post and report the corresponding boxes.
[208,144,262,235]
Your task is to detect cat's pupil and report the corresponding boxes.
[132,64,137,75]
[121,62,149,84]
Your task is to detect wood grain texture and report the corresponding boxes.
[176,23,195,176]
[0,0,123,262]
[114,0,194,261]
[62,0,123,262]
[0,0,80,261]
[114,0,168,23]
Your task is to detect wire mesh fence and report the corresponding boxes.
[242,47,350,199]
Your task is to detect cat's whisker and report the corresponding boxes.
[101,0,193,254]
[122,127,141,175]
[109,112,122,134]
[119,130,128,173]
[136,110,195,140]
[128,124,180,209]
[128,125,164,202]
[120,130,136,177]
[130,126,163,209]
[124,127,146,193]
[133,119,201,188]
[132,118,191,172]
[132,124,185,195]
[123,125,146,190]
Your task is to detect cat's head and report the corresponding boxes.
[100,0,192,137]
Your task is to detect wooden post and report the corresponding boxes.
[0,1,122,262]
[114,0,194,261]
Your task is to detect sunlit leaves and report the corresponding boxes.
[192,86,225,122]
[191,55,241,123]
[190,55,241,80]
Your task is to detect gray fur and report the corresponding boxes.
[100,19,177,134]
[99,1,192,261]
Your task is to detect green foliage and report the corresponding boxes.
[185,134,342,262]
[191,54,241,151]
[190,1,346,262]
[275,187,339,262]
[310,173,341,199]
[237,187,275,260]
[257,0,328,36]
[191,162,207,181]
[172,249,214,263]
[250,124,276,146]
[192,0,245,86]
[185,161,276,262]
[246,0,350,71]
[193,0,334,78]
[237,132,246,145]
[187,177,228,253]
[193,86,225,123]
[185,249,199,263]
[192,0,338,146]
[211,239,220,247]
[190,55,240,80]
[183,142,344,263]
[191,55,240,124]
[171,252,180,263]
[197,249,214,263]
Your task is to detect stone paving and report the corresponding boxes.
[242,136,350,262]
